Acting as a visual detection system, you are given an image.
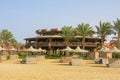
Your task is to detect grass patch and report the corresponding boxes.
[83,57,94,60]
[45,55,61,59]
[112,53,120,58]
[18,53,27,59]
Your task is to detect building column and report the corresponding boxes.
[48,39,53,55]
[35,39,38,49]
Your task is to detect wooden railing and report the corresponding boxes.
[84,42,97,47]
[26,42,97,47]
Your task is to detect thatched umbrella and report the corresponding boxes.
[26,46,38,52]
[60,46,74,56]
[110,47,120,58]
[37,48,46,52]
[61,46,74,52]
[26,46,46,52]
[0,46,6,51]
[73,46,89,53]
[98,46,110,53]
[72,46,89,58]
[98,46,120,53]
[10,47,17,51]
[110,47,120,53]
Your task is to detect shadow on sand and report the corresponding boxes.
[91,65,107,68]
[57,63,70,66]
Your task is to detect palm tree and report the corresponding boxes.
[61,26,75,46]
[75,23,95,49]
[10,38,19,48]
[113,18,120,49]
[96,21,115,47]
[0,29,17,49]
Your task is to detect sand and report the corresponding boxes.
[0,59,120,80]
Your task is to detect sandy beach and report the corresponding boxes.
[0,59,120,80]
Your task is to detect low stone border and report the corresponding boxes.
[0,55,7,61]
[102,58,109,65]
[10,54,18,60]
[109,59,120,68]
[36,55,45,60]
[26,55,37,64]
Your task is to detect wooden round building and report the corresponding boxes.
[25,28,101,54]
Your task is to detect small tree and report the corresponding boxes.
[0,29,18,49]
[113,18,120,49]
[96,21,115,47]
[61,26,75,46]
[75,23,95,49]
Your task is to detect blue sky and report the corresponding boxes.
[0,0,120,43]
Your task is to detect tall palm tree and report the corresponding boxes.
[0,29,17,49]
[75,23,95,49]
[113,18,120,49]
[96,21,115,47]
[61,26,75,46]
[10,38,18,48]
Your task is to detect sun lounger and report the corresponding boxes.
[70,58,82,66]
[94,58,102,64]
[108,59,120,68]
[21,55,37,64]
[59,56,72,63]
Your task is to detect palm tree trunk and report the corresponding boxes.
[48,39,53,55]
[82,37,85,49]
[118,32,120,49]
[101,36,105,47]
[82,37,86,58]
[65,41,68,46]
[66,41,69,56]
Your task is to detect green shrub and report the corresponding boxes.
[6,54,10,59]
[18,52,27,59]
[83,57,94,60]
[45,55,61,59]
[112,53,120,58]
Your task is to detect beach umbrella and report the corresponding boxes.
[26,46,38,52]
[0,46,6,51]
[98,46,110,53]
[37,47,46,52]
[110,47,120,58]
[98,46,120,53]
[10,47,17,51]
[61,46,73,52]
[110,47,120,53]
[73,46,89,53]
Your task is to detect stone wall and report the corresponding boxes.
[36,55,45,60]
[26,56,37,64]
[10,54,18,60]
[1,55,7,61]
[109,59,120,68]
